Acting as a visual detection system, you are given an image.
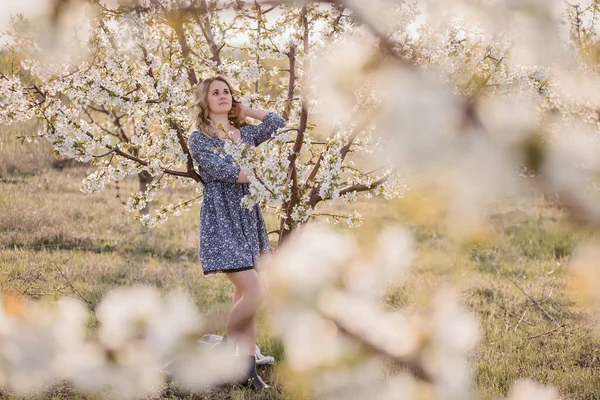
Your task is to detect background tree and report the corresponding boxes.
[0,0,408,241]
[3,0,600,399]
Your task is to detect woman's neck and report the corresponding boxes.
[209,113,230,132]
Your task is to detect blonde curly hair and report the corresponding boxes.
[192,75,245,138]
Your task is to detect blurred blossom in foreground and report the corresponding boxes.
[0,286,243,398]
[97,286,204,360]
[374,65,521,237]
[508,379,560,400]
[161,342,243,392]
[543,122,600,207]
[0,1,51,33]
[65,341,164,399]
[314,359,416,400]
[309,34,380,129]
[568,240,600,319]
[375,67,462,172]
[426,287,478,400]
[345,226,414,297]
[307,0,600,238]
[262,222,562,399]
[0,295,88,395]
[262,223,477,398]
[2,1,95,72]
[263,224,357,304]
[310,32,524,237]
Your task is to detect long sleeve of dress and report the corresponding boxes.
[189,132,241,184]
[246,112,286,146]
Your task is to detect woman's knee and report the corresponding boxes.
[253,284,266,306]
[243,284,266,310]
[233,286,242,303]
[227,269,267,307]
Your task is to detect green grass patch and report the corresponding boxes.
[1,131,600,398]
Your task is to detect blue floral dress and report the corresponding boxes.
[188,112,286,275]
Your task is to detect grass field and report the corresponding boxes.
[1,126,600,399]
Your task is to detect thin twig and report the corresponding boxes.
[18,272,43,295]
[52,262,95,312]
[539,287,554,304]
[527,324,565,339]
[497,304,535,326]
[93,149,117,158]
[251,171,276,196]
[497,269,560,327]
[460,265,477,277]
[514,310,527,332]
[562,323,592,335]
[321,310,433,383]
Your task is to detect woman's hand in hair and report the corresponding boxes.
[229,97,248,125]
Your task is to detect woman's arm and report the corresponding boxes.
[237,170,250,184]
[231,103,286,146]
[189,132,242,184]
[244,108,270,121]
[245,112,286,146]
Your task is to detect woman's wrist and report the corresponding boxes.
[244,108,269,121]
[237,169,250,184]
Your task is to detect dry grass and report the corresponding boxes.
[1,126,600,399]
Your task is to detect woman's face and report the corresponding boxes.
[207,80,232,115]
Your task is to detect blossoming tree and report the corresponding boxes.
[3,0,600,398]
[0,0,408,243]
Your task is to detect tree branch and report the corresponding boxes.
[167,11,198,85]
[111,145,200,180]
[304,126,340,184]
[307,113,374,207]
[168,120,203,183]
[309,171,392,206]
[339,172,391,196]
[98,84,160,103]
[81,105,120,139]
[282,44,296,121]
[279,6,310,244]
[195,0,222,66]
[500,267,560,327]
[257,0,412,64]
[254,1,262,94]
[320,308,434,383]
[52,261,95,312]
[326,5,346,39]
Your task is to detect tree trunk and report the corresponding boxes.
[138,170,153,216]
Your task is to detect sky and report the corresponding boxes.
[0,0,53,49]
[0,0,595,51]
[0,0,419,46]
[0,0,52,32]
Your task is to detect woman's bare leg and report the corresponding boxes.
[232,286,257,354]
[231,288,257,357]
[224,269,264,356]
[232,285,241,306]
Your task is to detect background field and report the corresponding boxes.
[1,125,600,399]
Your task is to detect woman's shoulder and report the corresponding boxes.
[189,131,213,153]
[190,130,206,139]
[263,111,286,127]
[189,130,216,144]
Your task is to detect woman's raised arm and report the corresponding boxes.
[234,104,286,146]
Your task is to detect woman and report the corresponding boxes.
[188,75,285,391]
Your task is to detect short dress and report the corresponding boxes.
[188,112,286,275]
